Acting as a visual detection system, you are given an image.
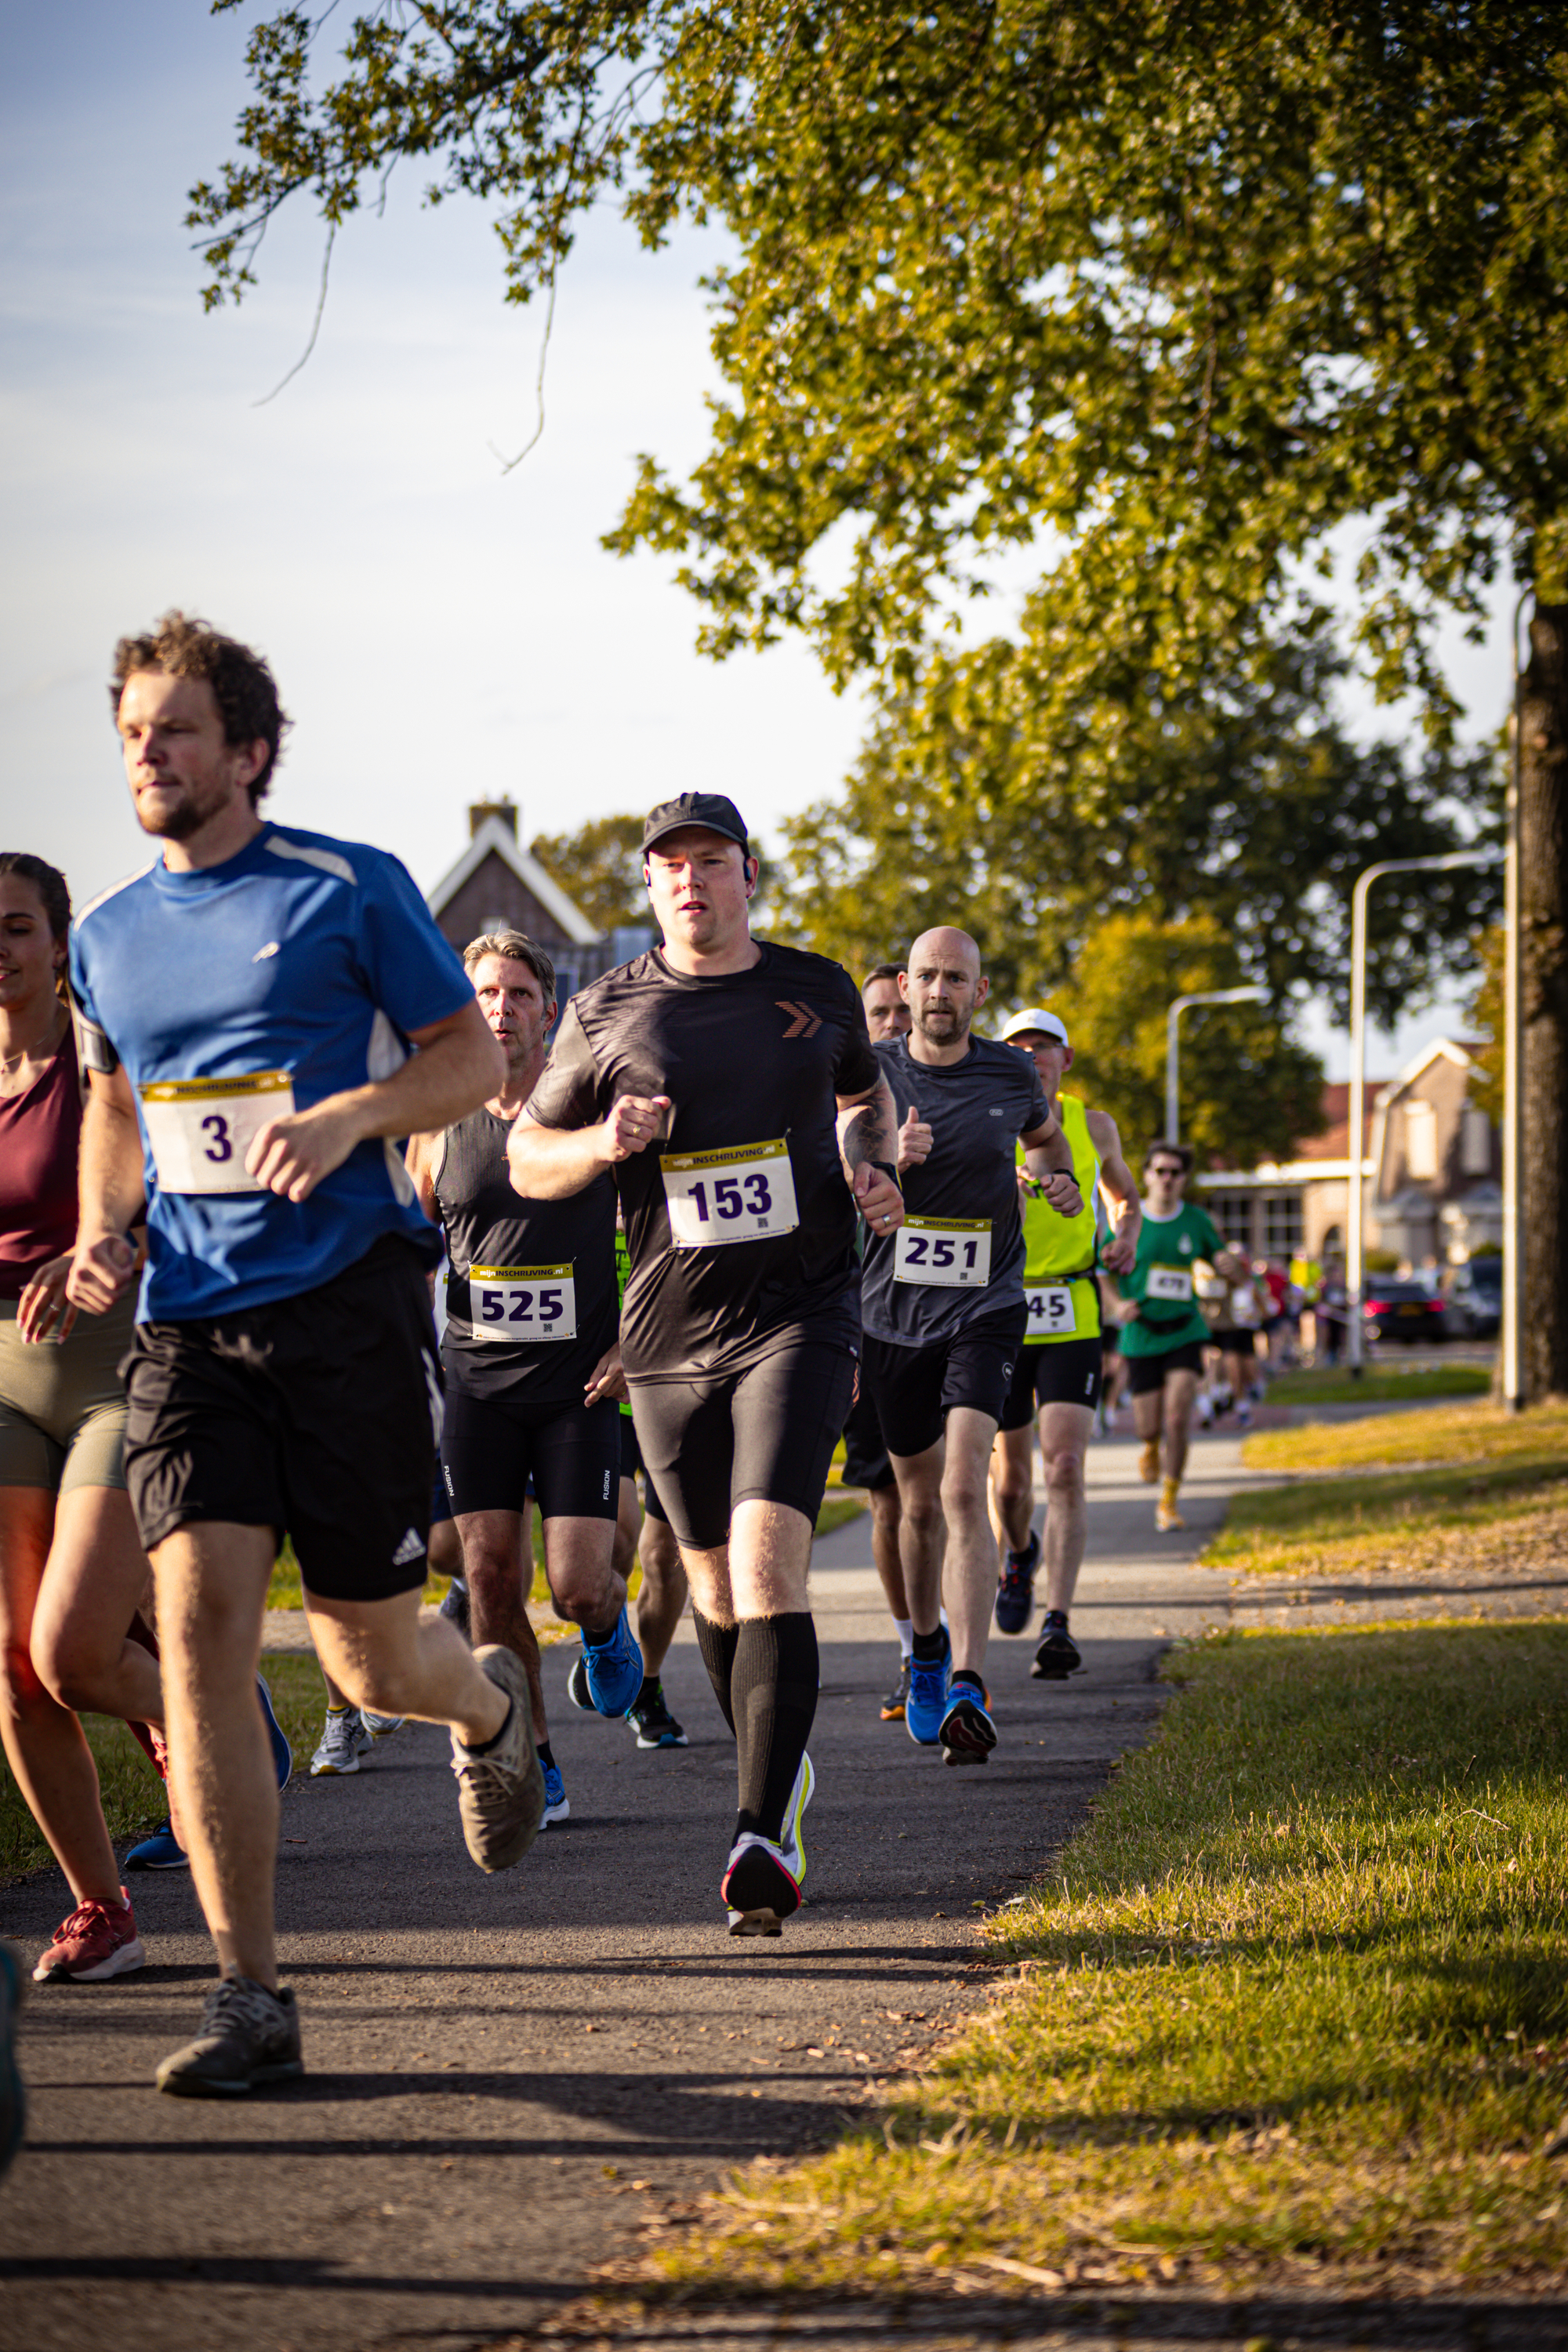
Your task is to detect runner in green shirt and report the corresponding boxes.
[1109,1142,1247,1531]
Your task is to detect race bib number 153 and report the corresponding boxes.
[662,1138,800,1249]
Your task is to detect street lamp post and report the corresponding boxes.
[1165,987,1269,1145]
[1504,589,1533,1410]
[1346,848,1503,1377]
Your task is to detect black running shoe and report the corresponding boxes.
[880,1657,911,1722]
[993,1528,1040,1634]
[439,1579,471,1643]
[626,1680,688,1748]
[1031,1611,1083,1680]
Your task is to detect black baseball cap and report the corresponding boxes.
[641,792,751,859]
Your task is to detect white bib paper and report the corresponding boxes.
[1023,1282,1077,1337]
[894,1217,993,1288]
[469,1263,578,1341]
[1146,1262,1195,1304]
[662,1138,799,1250]
[140,1071,294,1196]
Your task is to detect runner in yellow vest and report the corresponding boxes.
[989,1011,1141,1677]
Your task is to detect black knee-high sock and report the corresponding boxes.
[732,1613,818,1845]
[692,1609,740,1735]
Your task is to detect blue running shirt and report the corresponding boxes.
[70,825,472,1321]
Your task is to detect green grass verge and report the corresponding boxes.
[659,1621,1568,2299]
[1,1655,328,1886]
[1243,1397,1568,1476]
[1265,1364,1491,1406]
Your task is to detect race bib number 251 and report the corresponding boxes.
[895,1217,993,1288]
[662,1138,799,1250]
[139,1071,294,1196]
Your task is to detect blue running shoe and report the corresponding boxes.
[939,1676,998,1766]
[993,1527,1040,1635]
[566,1653,592,1711]
[540,1759,570,1826]
[906,1630,952,1746]
[580,1606,644,1717]
[256,1672,293,1791]
[125,1818,188,1871]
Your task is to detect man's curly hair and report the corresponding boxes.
[110,611,290,804]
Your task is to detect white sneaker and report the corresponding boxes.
[361,1711,405,1740]
[310,1708,371,1777]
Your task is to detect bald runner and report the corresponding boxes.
[859,928,1082,1766]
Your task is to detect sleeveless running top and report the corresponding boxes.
[0,1025,82,1301]
[434,1106,616,1403]
[1017,1091,1101,1345]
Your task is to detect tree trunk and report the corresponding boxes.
[1518,607,1568,1399]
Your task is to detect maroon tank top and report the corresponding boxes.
[0,1024,82,1301]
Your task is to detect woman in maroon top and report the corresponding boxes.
[0,853,164,1984]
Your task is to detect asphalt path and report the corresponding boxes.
[2,1414,1544,2352]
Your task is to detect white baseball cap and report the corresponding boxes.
[1000,1007,1069,1047]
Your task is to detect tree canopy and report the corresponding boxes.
[529,813,648,935]
[1047,913,1326,1171]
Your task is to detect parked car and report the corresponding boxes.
[1363,1279,1449,1343]
[1445,1255,1502,1339]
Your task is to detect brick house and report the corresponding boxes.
[1196,1036,1500,1268]
[424,799,653,1007]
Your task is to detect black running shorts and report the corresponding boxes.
[840,1379,896,1494]
[1124,1339,1207,1395]
[862,1305,1026,1461]
[443,1387,620,1522]
[630,1336,857,1551]
[617,1409,669,1525]
[1211,1325,1261,1353]
[998,1334,1103,1430]
[123,1235,441,1603]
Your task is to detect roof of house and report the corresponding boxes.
[425,814,600,946]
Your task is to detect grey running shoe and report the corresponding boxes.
[310,1707,371,1777]
[451,1646,545,1873]
[439,1578,472,1642]
[155,1966,302,2099]
[361,1710,405,1740]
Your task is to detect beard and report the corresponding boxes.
[913,1003,969,1043]
[134,771,237,842]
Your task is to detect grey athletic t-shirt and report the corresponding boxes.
[860,1034,1051,1346]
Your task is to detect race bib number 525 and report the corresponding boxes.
[662,1138,799,1249]
[470,1264,577,1341]
[139,1071,294,1196]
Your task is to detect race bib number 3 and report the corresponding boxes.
[895,1217,993,1288]
[1024,1282,1076,1336]
[470,1264,577,1341]
[1146,1263,1195,1304]
[662,1138,799,1249]
[140,1071,294,1196]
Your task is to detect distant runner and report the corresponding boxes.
[69,612,545,2096]
[859,931,1081,1766]
[509,792,902,1935]
[1112,1142,1247,1531]
[988,1009,1140,1678]
[408,927,641,1831]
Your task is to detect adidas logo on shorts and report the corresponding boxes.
[391,1527,426,1568]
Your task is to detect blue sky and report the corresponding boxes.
[2,4,1508,1078]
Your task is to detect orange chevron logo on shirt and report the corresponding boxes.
[776,1000,822,1039]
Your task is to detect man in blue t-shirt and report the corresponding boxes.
[67,611,546,2098]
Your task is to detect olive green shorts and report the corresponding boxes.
[0,1293,135,1496]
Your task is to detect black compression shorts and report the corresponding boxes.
[998,1334,1104,1430]
[862,1305,1026,1460]
[1211,1326,1261,1353]
[617,1409,669,1524]
[123,1235,441,1605]
[840,1379,895,1494]
[630,1337,857,1551]
[443,1387,620,1522]
[1124,1339,1207,1395]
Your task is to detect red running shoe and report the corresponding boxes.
[33,1890,145,1984]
